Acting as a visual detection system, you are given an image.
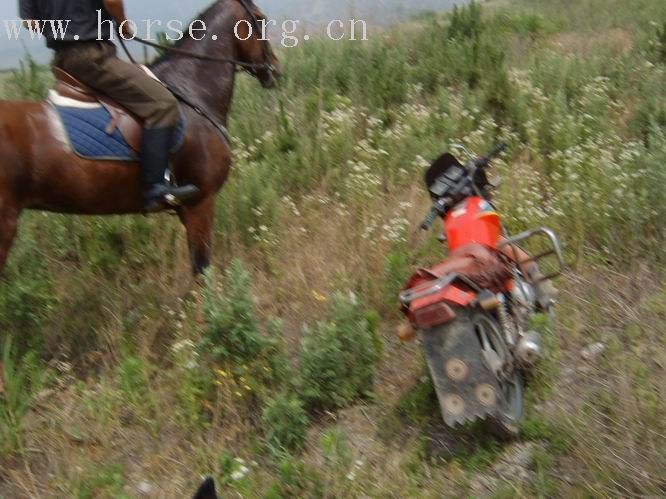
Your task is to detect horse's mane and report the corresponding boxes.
[151,1,225,66]
[172,2,223,50]
[150,0,260,68]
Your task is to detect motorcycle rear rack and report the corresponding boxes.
[399,272,481,306]
[400,228,564,306]
[498,227,565,282]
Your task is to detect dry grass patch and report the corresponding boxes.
[548,28,634,56]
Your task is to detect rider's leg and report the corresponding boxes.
[53,41,199,211]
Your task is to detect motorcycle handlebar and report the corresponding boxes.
[420,207,439,231]
[420,144,506,232]
[474,142,507,169]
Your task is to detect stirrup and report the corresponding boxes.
[144,184,199,213]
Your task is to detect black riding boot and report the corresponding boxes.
[142,127,199,213]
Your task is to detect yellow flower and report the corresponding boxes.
[216,369,228,378]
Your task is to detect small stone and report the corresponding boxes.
[137,481,154,496]
[581,342,606,361]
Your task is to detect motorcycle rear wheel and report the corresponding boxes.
[473,310,525,439]
[485,372,524,439]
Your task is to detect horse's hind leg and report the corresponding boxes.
[179,195,216,275]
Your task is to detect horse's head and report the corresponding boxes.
[229,0,281,88]
[192,478,218,499]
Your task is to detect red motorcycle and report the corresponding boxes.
[399,143,564,438]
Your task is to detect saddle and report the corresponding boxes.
[52,67,143,152]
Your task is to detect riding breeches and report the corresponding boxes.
[53,41,180,129]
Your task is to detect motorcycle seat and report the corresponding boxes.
[407,243,512,292]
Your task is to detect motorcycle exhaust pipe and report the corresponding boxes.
[516,331,542,367]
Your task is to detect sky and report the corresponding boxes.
[0,0,459,68]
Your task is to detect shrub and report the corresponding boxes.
[199,260,293,403]
[319,427,352,466]
[448,1,483,41]
[0,223,55,354]
[396,376,439,427]
[116,355,148,405]
[298,292,381,411]
[10,54,50,100]
[262,393,309,452]
[72,463,126,499]
[657,22,666,63]
[0,337,46,455]
[201,260,268,363]
[265,455,323,499]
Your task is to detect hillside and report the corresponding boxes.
[1,0,665,497]
[262,0,461,23]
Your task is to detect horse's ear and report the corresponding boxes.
[192,477,217,499]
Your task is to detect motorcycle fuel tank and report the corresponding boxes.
[445,197,501,251]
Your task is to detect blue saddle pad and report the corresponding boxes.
[54,104,185,161]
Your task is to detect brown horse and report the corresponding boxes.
[0,0,280,275]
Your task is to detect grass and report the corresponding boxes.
[1,0,665,496]
[0,72,11,87]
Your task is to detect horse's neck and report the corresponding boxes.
[153,59,236,126]
[150,4,237,126]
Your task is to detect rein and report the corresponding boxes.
[120,35,232,145]
[122,36,272,72]
[117,0,276,145]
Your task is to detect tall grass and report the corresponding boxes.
[0,0,665,496]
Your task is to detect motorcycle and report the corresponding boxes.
[398,143,564,438]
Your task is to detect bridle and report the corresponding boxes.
[117,0,278,143]
[236,0,278,78]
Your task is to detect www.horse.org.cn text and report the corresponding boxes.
[2,15,370,48]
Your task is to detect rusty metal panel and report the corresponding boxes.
[422,313,502,427]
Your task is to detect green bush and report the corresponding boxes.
[319,427,352,466]
[298,292,381,411]
[265,455,323,499]
[10,54,50,100]
[448,1,483,41]
[71,463,126,499]
[199,260,293,399]
[396,376,439,427]
[201,260,269,363]
[262,393,309,452]
[0,222,56,354]
[116,356,148,405]
[0,337,46,455]
[656,21,666,63]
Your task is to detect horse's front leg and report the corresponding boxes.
[178,195,216,275]
[0,202,20,273]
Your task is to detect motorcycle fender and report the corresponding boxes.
[422,310,502,427]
